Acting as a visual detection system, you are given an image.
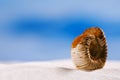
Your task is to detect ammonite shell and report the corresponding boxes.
[71,27,107,70]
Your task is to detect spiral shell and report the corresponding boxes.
[71,27,107,70]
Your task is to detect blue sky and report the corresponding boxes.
[0,0,120,61]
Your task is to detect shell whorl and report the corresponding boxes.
[71,27,107,70]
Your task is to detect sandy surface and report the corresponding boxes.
[0,60,120,80]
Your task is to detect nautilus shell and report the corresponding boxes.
[71,27,107,70]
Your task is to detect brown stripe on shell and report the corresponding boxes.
[71,27,107,71]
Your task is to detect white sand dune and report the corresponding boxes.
[0,60,120,80]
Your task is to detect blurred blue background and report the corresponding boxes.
[0,0,120,61]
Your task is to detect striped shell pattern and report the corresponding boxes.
[71,27,107,70]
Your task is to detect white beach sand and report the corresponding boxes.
[0,60,120,80]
